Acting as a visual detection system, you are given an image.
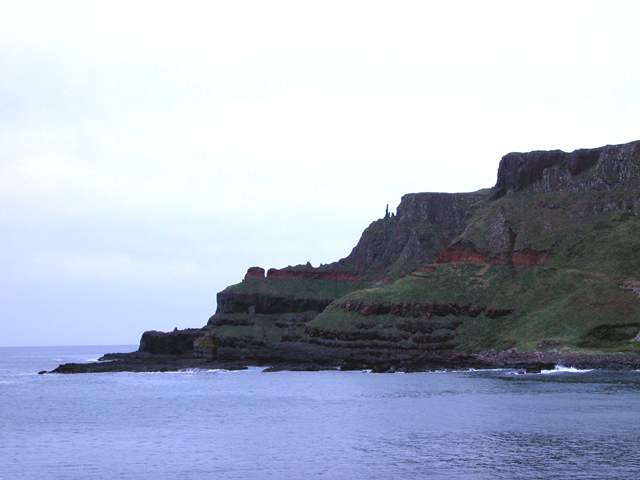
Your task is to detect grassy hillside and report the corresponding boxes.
[220,277,371,300]
[309,187,640,354]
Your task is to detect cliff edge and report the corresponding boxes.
[49,140,640,373]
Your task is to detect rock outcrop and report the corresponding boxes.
[266,266,359,281]
[48,139,640,374]
[492,140,640,198]
[434,245,553,267]
[339,191,486,274]
[244,267,265,279]
[215,292,334,315]
[138,329,208,355]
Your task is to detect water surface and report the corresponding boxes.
[1,346,639,479]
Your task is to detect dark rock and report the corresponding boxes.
[493,149,569,198]
[46,139,640,375]
[281,333,303,342]
[216,292,333,315]
[371,363,391,373]
[525,363,555,374]
[138,329,207,354]
[334,299,512,320]
[208,317,255,326]
[266,267,359,281]
[339,192,486,274]
[491,140,640,198]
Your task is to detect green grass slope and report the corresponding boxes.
[209,277,372,345]
[309,188,640,353]
[220,277,371,300]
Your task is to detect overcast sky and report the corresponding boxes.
[2,1,640,347]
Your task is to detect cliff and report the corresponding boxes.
[492,140,640,197]
[49,140,640,373]
[200,140,640,366]
[338,191,487,276]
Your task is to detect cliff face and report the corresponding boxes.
[338,191,487,275]
[211,191,487,318]
[216,292,334,315]
[492,140,640,198]
[304,140,640,356]
[141,139,640,364]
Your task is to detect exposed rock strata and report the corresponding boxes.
[47,344,640,374]
[492,140,640,198]
[139,329,208,355]
[47,140,640,374]
[215,292,333,315]
[266,267,358,281]
[244,267,265,279]
[339,192,486,274]
[333,299,513,319]
[434,245,553,267]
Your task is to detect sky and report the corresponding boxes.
[2,1,640,347]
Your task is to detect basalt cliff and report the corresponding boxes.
[50,140,640,373]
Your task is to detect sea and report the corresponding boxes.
[1,346,640,480]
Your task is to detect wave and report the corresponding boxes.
[540,365,593,374]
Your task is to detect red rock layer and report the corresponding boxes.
[433,248,492,265]
[244,267,266,279]
[433,247,552,267]
[266,268,359,281]
[511,250,553,267]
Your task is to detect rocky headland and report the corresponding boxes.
[49,140,640,374]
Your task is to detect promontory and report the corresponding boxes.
[50,139,640,373]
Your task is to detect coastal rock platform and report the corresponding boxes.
[46,343,640,374]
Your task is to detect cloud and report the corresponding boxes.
[2,1,640,345]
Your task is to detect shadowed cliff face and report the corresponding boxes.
[139,329,208,354]
[492,140,640,198]
[131,139,640,363]
[434,246,553,267]
[216,292,334,314]
[266,267,359,281]
[339,191,487,274]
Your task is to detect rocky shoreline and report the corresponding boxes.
[44,342,640,374]
[43,141,640,375]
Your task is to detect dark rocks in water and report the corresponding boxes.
[139,329,208,355]
[45,339,640,374]
[525,363,556,374]
[47,343,349,374]
[48,352,248,374]
[261,364,332,373]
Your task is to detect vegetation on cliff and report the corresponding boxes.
[143,140,640,362]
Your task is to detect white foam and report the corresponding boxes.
[170,368,233,374]
[540,365,592,374]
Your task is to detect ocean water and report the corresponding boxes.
[1,346,640,480]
